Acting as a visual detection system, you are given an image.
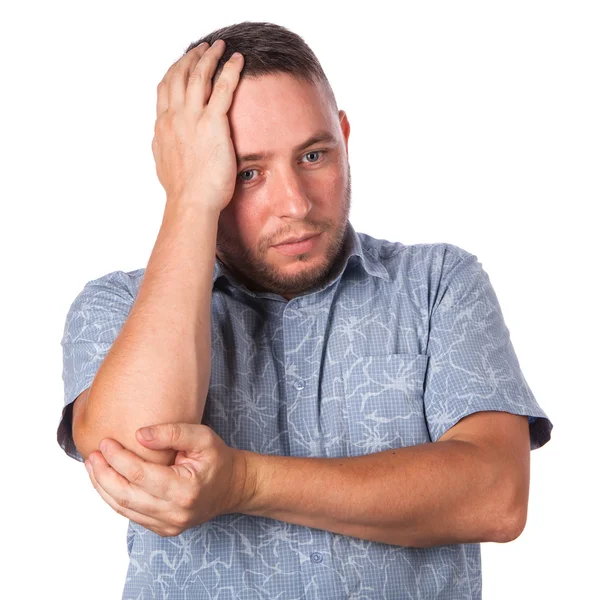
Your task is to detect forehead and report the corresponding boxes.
[228,73,336,153]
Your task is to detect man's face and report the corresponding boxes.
[216,72,352,300]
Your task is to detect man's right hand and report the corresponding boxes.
[151,39,244,213]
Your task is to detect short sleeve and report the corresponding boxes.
[424,248,553,450]
[57,270,140,462]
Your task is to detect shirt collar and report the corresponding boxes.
[212,221,390,288]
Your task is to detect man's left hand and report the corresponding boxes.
[84,423,254,537]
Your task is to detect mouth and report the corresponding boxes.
[272,233,322,256]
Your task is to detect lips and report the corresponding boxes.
[274,232,319,246]
[272,232,321,256]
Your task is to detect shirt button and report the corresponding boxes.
[310,552,323,563]
[293,379,306,390]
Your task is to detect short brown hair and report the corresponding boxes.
[184,20,339,113]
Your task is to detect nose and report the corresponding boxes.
[272,165,313,219]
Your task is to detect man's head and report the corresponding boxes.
[185,21,352,300]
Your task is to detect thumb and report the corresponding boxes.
[136,423,206,452]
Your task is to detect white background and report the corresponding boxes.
[3,0,596,598]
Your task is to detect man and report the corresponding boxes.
[58,20,553,599]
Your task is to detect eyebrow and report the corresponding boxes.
[236,130,337,166]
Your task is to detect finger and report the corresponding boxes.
[86,458,172,534]
[156,43,206,117]
[206,51,244,115]
[136,423,209,454]
[168,41,212,113]
[156,78,168,117]
[98,438,179,499]
[89,449,170,517]
[185,39,231,112]
[156,54,185,117]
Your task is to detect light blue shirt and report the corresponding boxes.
[58,221,552,599]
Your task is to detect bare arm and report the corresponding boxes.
[241,439,519,548]
[75,203,219,465]
[75,39,244,465]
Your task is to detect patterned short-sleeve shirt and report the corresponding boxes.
[58,221,553,599]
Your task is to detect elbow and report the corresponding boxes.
[484,447,530,544]
[487,501,528,544]
[496,473,530,543]
[497,506,528,543]
[74,411,178,466]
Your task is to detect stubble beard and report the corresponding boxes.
[215,166,352,298]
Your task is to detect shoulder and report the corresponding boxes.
[71,268,145,303]
[63,268,145,329]
[86,267,145,290]
[355,232,480,316]
[358,231,475,277]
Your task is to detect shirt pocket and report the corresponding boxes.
[342,353,431,456]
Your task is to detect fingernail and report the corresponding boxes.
[140,427,154,440]
[85,460,92,474]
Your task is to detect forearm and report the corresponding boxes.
[241,440,513,548]
[80,199,219,465]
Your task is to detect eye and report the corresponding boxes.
[301,150,325,164]
[237,150,328,184]
[238,168,256,183]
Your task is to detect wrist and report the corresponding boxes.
[165,194,223,220]
[232,449,264,516]
[161,199,221,239]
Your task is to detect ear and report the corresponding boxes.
[338,110,350,156]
